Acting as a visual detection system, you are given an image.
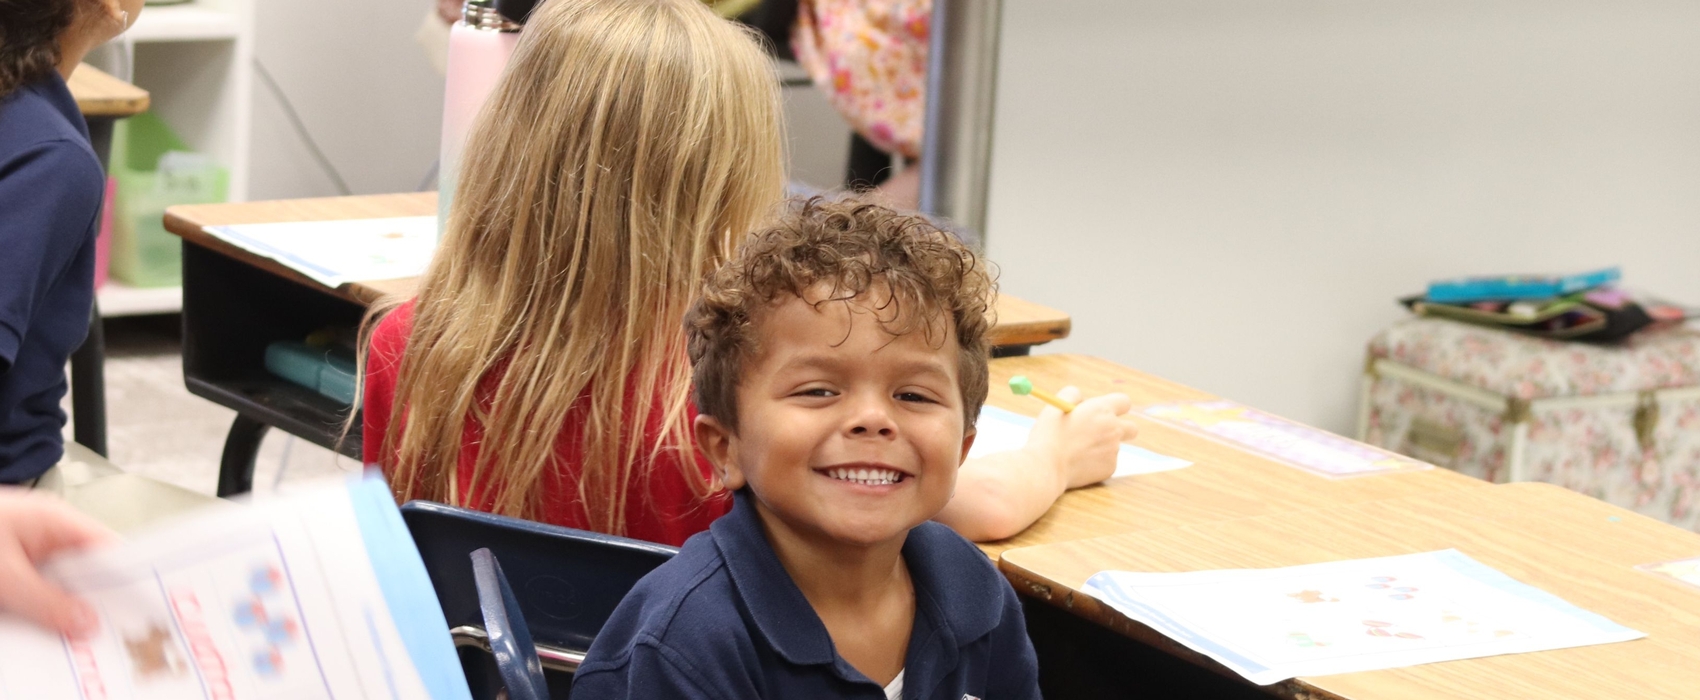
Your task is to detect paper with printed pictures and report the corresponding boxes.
[1637,556,1700,591]
[0,474,471,700]
[970,405,1192,478]
[205,216,437,288]
[1142,400,1430,478]
[1082,550,1644,685]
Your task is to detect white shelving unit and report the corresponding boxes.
[101,0,255,317]
[97,282,183,317]
[129,4,243,42]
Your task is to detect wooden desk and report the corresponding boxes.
[1001,482,1700,699]
[977,354,1484,558]
[69,64,150,118]
[161,193,1071,496]
[162,193,1072,349]
[67,64,150,459]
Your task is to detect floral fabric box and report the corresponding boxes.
[1360,317,1700,529]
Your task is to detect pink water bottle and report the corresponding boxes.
[438,0,528,237]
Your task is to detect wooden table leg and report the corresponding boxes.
[217,414,269,498]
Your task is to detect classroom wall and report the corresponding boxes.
[249,4,849,200]
[985,0,1700,434]
[250,0,445,199]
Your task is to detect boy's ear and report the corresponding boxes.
[958,427,976,467]
[694,414,746,491]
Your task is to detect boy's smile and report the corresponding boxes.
[697,286,975,549]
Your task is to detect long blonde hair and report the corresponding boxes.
[363,0,784,533]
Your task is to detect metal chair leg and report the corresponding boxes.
[217,415,270,498]
[70,304,107,457]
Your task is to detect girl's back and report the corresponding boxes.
[361,0,783,544]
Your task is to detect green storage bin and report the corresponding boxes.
[109,113,228,288]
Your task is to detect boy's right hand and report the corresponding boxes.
[0,490,115,638]
[1022,386,1138,489]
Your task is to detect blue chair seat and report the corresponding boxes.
[401,501,678,699]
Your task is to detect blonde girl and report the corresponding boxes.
[365,0,1136,546]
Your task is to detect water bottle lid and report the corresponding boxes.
[495,0,538,24]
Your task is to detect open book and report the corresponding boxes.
[0,474,471,700]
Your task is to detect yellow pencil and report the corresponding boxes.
[1009,376,1077,413]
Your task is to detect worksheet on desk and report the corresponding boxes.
[0,474,471,700]
[970,406,1192,478]
[205,216,438,288]
[1637,556,1700,591]
[1142,400,1431,478]
[1083,550,1644,685]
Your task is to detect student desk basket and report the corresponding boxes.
[401,501,678,699]
[1360,317,1700,530]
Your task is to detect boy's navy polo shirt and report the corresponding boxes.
[573,489,1041,699]
[0,74,104,481]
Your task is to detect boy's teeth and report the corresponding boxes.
[825,467,902,485]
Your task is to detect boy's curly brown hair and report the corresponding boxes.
[686,196,996,433]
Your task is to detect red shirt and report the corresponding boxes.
[362,302,729,546]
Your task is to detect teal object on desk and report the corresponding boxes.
[265,341,358,405]
[1425,267,1619,304]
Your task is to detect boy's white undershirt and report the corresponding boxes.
[884,669,905,700]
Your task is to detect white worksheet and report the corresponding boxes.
[1143,400,1430,478]
[0,475,471,700]
[1083,550,1644,685]
[969,405,1192,478]
[205,216,438,288]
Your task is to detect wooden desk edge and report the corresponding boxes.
[1001,560,1312,697]
[987,304,1071,347]
[69,64,149,117]
[164,196,1074,338]
[163,208,381,306]
[994,481,1686,700]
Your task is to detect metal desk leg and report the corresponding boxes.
[70,304,108,457]
[217,415,269,498]
[85,118,114,171]
[70,116,115,458]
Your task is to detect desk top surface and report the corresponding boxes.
[163,193,1071,348]
[977,353,1483,557]
[67,64,149,117]
[1000,482,1700,700]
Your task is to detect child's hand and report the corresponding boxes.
[0,490,116,638]
[1022,386,1138,489]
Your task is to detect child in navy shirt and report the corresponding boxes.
[572,197,1041,699]
[0,0,144,481]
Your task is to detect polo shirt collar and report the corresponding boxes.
[709,490,1007,672]
[711,489,840,666]
[26,73,90,143]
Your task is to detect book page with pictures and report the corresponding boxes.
[0,475,470,700]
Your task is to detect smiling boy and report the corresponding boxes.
[571,198,1040,699]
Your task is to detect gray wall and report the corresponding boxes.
[250,1,446,199]
[249,4,849,199]
[986,0,1700,433]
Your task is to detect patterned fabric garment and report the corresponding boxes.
[793,0,932,159]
